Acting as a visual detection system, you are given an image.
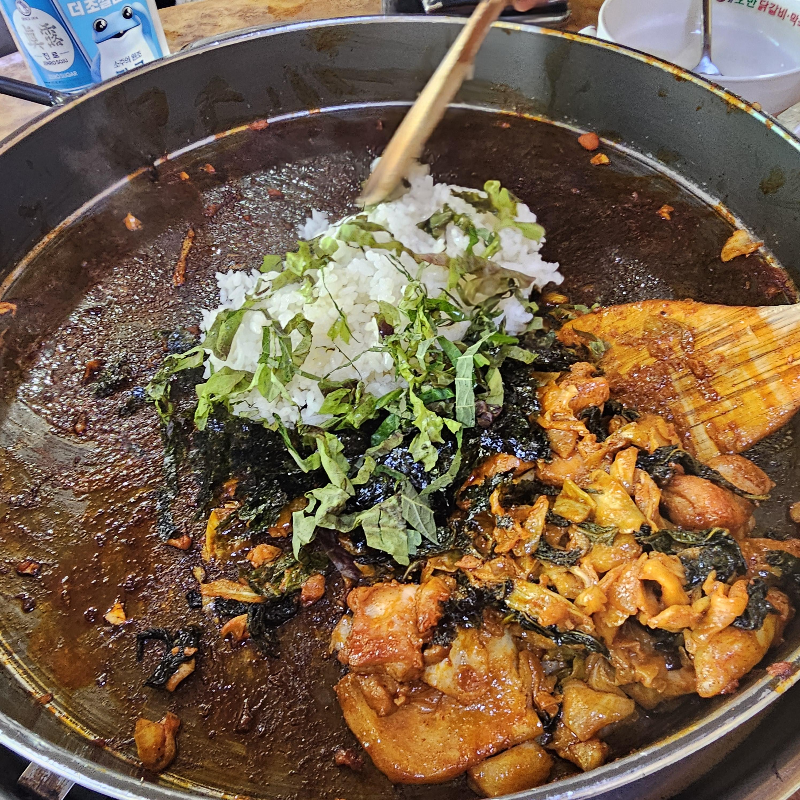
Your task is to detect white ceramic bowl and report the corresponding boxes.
[594,0,800,115]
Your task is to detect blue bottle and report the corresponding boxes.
[0,0,94,92]
[52,0,168,83]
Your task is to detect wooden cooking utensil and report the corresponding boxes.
[558,299,800,462]
[358,0,508,207]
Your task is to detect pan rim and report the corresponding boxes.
[1,16,799,153]
[1,633,798,800]
[2,15,800,800]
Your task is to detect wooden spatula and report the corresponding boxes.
[558,299,800,462]
[358,0,508,207]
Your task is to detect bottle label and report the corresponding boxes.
[12,0,76,73]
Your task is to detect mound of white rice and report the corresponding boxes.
[200,164,562,428]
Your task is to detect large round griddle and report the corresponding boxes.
[1,17,800,800]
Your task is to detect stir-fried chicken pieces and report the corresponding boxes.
[329,360,796,793]
[134,712,180,772]
[467,740,553,797]
[335,623,543,783]
[332,578,451,681]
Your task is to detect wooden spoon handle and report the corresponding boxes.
[358,0,507,206]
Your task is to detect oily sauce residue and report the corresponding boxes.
[0,108,798,799]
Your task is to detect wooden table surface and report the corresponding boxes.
[0,0,602,140]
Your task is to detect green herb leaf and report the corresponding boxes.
[418,205,487,256]
[315,235,339,257]
[330,493,417,565]
[371,413,401,447]
[375,464,406,482]
[337,219,405,255]
[261,254,283,273]
[270,240,322,291]
[514,221,545,241]
[436,335,462,368]
[400,480,437,543]
[291,484,351,557]
[484,367,504,408]
[455,335,490,427]
[285,241,315,275]
[203,308,247,360]
[352,455,377,486]
[447,257,467,291]
[418,208,454,239]
[420,427,463,498]
[291,504,319,556]
[409,427,440,471]
[484,180,517,219]
[408,390,445,470]
[377,300,402,330]
[285,313,312,368]
[315,432,353,493]
[343,390,377,429]
[375,388,404,410]
[319,387,352,415]
[483,233,501,258]
[483,180,544,243]
[327,314,352,345]
[194,367,251,430]
[359,496,419,566]
[274,420,321,473]
[452,189,494,213]
[368,428,405,457]
[271,269,300,291]
[506,345,537,364]
[419,387,455,404]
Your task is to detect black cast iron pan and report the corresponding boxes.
[1,16,800,800]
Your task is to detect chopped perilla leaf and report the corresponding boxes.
[764,550,800,601]
[400,480,437,543]
[635,526,746,587]
[146,346,205,421]
[145,174,564,574]
[576,521,618,546]
[136,627,201,689]
[432,583,507,646]
[733,579,775,630]
[247,593,301,657]
[533,540,585,565]
[506,609,608,655]
[261,254,283,273]
[204,308,247,360]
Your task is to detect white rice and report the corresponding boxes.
[200,164,562,428]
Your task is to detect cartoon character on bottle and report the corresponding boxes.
[90,2,156,81]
